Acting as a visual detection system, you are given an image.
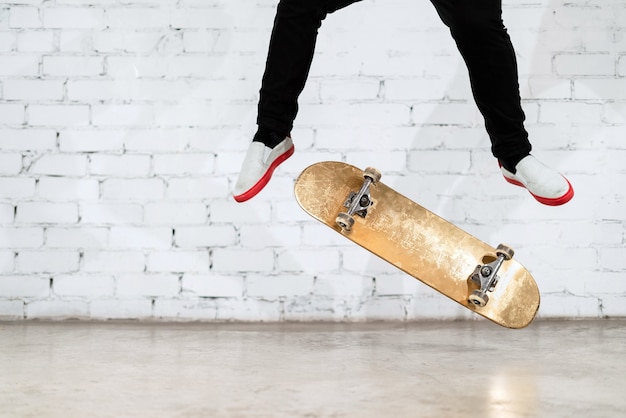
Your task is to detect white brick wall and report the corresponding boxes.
[0,0,625,321]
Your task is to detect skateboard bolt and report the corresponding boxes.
[481,266,492,277]
[359,196,370,207]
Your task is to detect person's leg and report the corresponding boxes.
[256,1,327,143]
[257,0,363,144]
[234,0,362,202]
[430,0,573,205]
[429,0,530,170]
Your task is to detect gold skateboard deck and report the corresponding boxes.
[294,161,540,329]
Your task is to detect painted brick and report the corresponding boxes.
[375,274,420,297]
[212,249,274,273]
[83,251,145,273]
[0,227,44,249]
[539,102,604,124]
[314,274,375,297]
[80,203,143,225]
[58,30,91,53]
[59,130,125,153]
[144,202,207,225]
[277,249,341,274]
[46,227,108,249]
[8,6,42,29]
[101,179,165,201]
[16,202,79,224]
[210,201,272,224]
[29,155,89,176]
[167,178,228,200]
[108,226,172,250]
[146,250,210,273]
[0,178,35,199]
[0,301,24,319]
[26,300,89,319]
[538,293,601,319]
[38,178,99,201]
[93,31,164,54]
[408,294,473,321]
[0,55,37,77]
[174,225,237,248]
[116,274,180,297]
[43,8,105,29]
[153,153,215,176]
[16,30,54,52]
[0,252,17,273]
[28,105,90,126]
[91,104,154,127]
[0,129,56,151]
[554,54,616,76]
[89,154,151,177]
[123,129,189,153]
[42,56,104,77]
[16,250,80,273]
[247,275,314,299]
[601,296,626,318]
[153,299,217,321]
[90,299,153,319]
[182,274,244,298]
[4,79,63,102]
[0,276,49,297]
[239,225,300,249]
[350,297,408,321]
[0,104,25,124]
[53,274,115,297]
[0,204,15,224]
[0,154,22,175]
[0,33,15,52]
[105,8,171,30]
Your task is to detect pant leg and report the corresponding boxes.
[429,0,531,161]
[257,0,362,136]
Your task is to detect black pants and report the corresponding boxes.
[257,0,532,162]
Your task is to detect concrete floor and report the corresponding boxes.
[1,320,625,418]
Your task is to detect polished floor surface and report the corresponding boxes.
[1,320,625,417]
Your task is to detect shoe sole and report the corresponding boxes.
[503,175,574,206]
[233,144,295,203]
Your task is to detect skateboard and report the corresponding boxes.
[294,161,540,329]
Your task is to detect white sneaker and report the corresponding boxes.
[500,155,574,206]
[233,136,294,202]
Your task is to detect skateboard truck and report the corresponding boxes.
[468,244,515,307]
[336,167,381,232]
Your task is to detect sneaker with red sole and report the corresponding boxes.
[500,155,574,206]
[233,136,294,203]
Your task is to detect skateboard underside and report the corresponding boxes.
[294,161,540,329]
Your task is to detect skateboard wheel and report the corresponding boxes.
[336,212,355,231]
[363,167,381,184]
[469,291,489,307]
[496,244,514,260]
